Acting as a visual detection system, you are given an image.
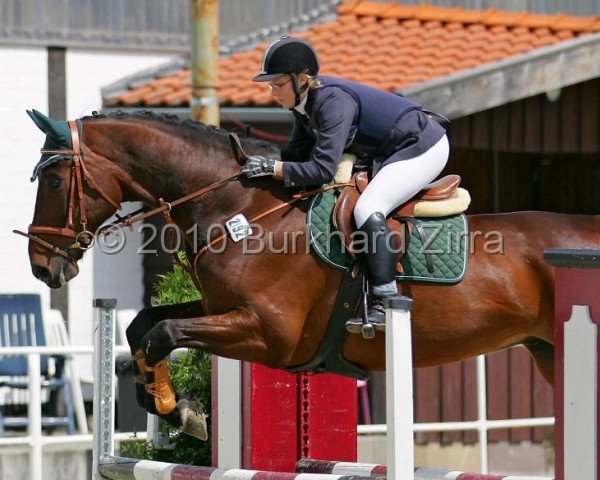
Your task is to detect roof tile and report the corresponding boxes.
[104,1,600,108]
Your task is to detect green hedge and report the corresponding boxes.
[121,253,212,465]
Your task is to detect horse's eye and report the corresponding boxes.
[46,174,61,190]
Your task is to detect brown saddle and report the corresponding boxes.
[333,172,462,268]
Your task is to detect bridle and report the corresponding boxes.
[15,118,352,274]
[13,120,121,261]
[14,119,245,262]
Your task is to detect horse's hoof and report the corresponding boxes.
[177,398,208,441]
[157,397,208,441]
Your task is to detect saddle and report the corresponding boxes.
[333,171,469,269]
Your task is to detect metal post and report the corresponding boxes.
[190,0,220,125]
[384,296,414,480]
[92,298,117,479]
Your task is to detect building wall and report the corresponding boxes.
[446,78,600,215]
[0,45,50,308]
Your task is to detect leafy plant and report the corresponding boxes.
[120,252,212,465]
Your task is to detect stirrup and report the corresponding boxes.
[346,306,386,337]
[345,274,387,338]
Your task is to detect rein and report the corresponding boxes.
[99,172,244,236]
[16,119,351,268]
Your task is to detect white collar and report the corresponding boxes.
[293,95,309,116]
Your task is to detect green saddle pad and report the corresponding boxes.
[307,189,468,283]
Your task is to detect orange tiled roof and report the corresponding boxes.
[105,2,600,108]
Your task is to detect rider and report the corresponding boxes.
[243,36,450,331]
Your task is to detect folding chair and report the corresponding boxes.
[0,293,76,436]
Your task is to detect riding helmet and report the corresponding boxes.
[252,36,319,82]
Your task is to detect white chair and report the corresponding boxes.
[44,309,89,434]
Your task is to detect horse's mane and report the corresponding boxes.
[82,110,279,154]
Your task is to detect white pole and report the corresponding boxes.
[92,298,117,479]
[215,357,242,468]
[385,296,414,480]
[28,353,42,480]
[564,305,598,479]
[476,354,489,473]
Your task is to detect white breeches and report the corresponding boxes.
[354,134,450,229]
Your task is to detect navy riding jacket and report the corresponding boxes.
[281,76,446,187]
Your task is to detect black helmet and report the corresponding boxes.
[252,36,319,82]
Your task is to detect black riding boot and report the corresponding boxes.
[346,212,399,334]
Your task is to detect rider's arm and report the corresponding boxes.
[281,89,357,187]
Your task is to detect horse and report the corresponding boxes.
[19,109,595,439]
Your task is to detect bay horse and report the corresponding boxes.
[20,110,594,439]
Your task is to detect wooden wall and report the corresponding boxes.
[445,77,600,215]
[449,78,600,155]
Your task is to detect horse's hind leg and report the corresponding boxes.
[523,338,555,387]
[125,300,204,408]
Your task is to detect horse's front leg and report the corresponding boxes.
[140,307,280,440]
[124,300,204,411]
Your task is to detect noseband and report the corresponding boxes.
[13,120,121,260]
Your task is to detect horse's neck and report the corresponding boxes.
[90,120,288,245]
[98,121,233,205]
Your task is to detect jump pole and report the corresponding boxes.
[92,298,117,480]
[384,296,415,480]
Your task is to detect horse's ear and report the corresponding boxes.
[27,109,48,134]
[228,132,248,166]
[27,109,71,144]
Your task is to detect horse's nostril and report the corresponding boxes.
[32,265,51,282]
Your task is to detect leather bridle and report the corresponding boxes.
[13,120,121,261]
[15,118,351,273]
[14,119,246,262]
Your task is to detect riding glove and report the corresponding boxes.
[242,156,276,178]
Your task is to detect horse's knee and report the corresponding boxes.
[141,321,179,366]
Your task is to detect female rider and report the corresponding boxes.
[242,36,449,332]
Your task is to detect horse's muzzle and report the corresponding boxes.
[32,258,79,288]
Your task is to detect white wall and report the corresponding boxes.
[0,46,51,308]
[0,44,173,377]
